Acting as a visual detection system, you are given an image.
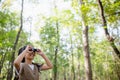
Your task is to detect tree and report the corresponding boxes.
[0,9,20,79]
[97,0,120,59]
[6,0,24,80]
[53,21,59,80]
[79,0,92,80]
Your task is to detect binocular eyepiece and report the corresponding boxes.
[29,48,38,52]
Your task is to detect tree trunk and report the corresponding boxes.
[97,0,120,58]
[71,54,75,80]
[77,47,81,80]
[53,46,58,80]
[82,24,92,80]
[0,52,7,74]
[53,21,59,80]
[115,64,120,80]
[64,68,66,80]
[82,20,92,80]
[114,60,120,80]
[69,32,75,80]
[6,0,24,80]
[79,0,93,80]
[77,63,81,80]
[53,0,59,79]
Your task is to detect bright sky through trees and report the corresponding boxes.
[4,0,105,42]
[8,0,72,42]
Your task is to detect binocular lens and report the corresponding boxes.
[29,48,38,52]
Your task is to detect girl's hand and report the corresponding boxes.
[24,45,33,53]
[37,49,44,56]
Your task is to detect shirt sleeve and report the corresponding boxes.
[33,63,44,72]
[38,63,44,71]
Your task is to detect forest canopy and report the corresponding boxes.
[0,0,120,80]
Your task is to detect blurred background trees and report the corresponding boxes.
[0,0,120,80]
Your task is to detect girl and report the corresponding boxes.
[14,45,53,80]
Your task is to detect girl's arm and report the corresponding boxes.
[37,49,53,70]
[13,45,32,71]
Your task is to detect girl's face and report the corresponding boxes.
[25,52,36,60]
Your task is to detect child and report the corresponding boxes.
[14,45,53,80]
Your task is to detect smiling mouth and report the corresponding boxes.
[29,53,35,56]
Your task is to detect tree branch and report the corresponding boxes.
[97,0,120,58]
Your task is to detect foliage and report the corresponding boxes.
[0,0,120,80]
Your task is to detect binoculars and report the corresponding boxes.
[29,48,38,52]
